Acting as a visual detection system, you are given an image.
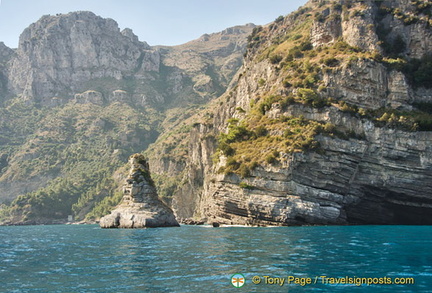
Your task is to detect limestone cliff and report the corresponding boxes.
[148,0,432,225]
[6,11,253,109]
[8,12,158,104]
[99,154,179,228]
[0,11,252,224]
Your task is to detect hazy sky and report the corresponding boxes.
[0,0,307,48]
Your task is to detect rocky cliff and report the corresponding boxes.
[6,11,253,108]
[8,12,158,105]
[148,0,432,225]
[0,12,253,224]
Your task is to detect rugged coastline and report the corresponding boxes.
[1,0,432,226]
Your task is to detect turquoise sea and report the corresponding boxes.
[0,225,431,292]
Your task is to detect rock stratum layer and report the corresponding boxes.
[100,154,179,228]
[147,0,432,226]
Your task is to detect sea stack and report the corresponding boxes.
[99,154,179,228]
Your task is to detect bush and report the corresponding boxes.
[269,54,283,64]
[280,96,295,110]
[225,124,253,143]
[315,12,326,22]
[283,79,292,88]
[311,97,329,109]
[383,58,406,71]
[275,15,284,23]
[297,88,318,103]
[265,154,277,164]
[338,101,358,113]
[372,51,383,62]
[332,3,342,11]
[219,142,235,156]
[239,182,254,189]
[303,74,318,88]
[239,164,251,178]
[299,41,313,51]
[351,10,364,17]
[226,157,240,170]
[322,57,339,67]
[250,161,259,170]
[258,95,282,115]
[391,55,432,88]
[323,123,336,133]
[255,125,268,137]
[289,48,304,59]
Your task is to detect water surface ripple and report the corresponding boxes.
[0,225,431,292]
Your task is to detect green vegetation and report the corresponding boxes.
[152,173,183,206]
[247,26,264,49]
[84,190,123,221]
[375,0,432,58]
[215,102,347,176]
[275,15,285,23]
[411,0,432,15]
[216,0,432,181]
[0,98,161,223]
[372,106,432,131]
[239,181,255,190]
[3,167,118,222]
[331,99,432,132]
[375,1,431,26]
[383,55,432,88]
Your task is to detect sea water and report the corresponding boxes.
[0,225,431,292]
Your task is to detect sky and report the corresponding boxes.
[0,0,308,48]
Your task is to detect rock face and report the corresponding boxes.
[5,11,253,108]
[8,11,158,104]
[0,42,14,96]
[99,154,179,228]
[148,0,432,226]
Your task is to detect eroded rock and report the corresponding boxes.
[99,154,179,228]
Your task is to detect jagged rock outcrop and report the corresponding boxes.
[0,42,14,96]
[100,154,179,228]
[73,90,104,105]
[0,42,14,60]
[8,11,159,104]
